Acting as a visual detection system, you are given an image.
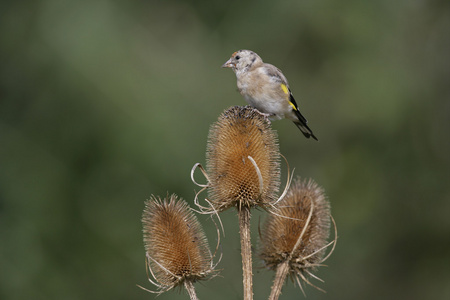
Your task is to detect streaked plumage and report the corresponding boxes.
[222,50,318,141]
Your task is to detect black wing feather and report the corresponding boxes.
[289,92,308,124]
[289,92,318,141]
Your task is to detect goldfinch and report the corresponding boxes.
[222,50,318,141]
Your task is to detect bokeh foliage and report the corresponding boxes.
[1,0,449,299]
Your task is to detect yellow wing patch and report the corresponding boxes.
[288,101,297,110]
[281,84,297,111]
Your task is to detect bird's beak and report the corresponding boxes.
[221,59,234,68]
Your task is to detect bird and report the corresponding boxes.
[222,49,318,141]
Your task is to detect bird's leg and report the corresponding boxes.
[254,109,274,122]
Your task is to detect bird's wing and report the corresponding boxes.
[262,63,289,86]
[288,92,308,124]
[261,63,308,124]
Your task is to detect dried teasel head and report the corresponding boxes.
[141,194,217,294]
[205,106,280,211]
[259,177,336,293]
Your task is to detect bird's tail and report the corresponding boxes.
[294,121,318,141]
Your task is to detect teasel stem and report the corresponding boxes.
[238,205,253,300]
[184,281,198,300]
[268,260,289,300]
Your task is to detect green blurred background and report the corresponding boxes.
[1,0,449,299]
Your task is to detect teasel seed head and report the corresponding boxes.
[259,177,336,293]
[206,106,280,211]
[141,194,216,294]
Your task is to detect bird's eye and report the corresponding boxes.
[235,55,240,60]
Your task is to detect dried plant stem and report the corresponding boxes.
[238,206,253,300]
[268,260,290,300]
[184,280,198,300]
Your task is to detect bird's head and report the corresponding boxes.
[222,50,262,74]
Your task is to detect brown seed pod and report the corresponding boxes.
[206,106,280,211]
[259,177,335,295]
[141,194,215,294]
